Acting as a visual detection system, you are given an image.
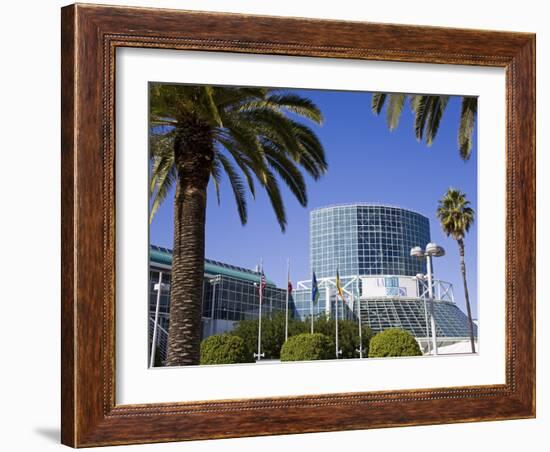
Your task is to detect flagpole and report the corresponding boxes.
[255,259,264,361]
[356,276,363,359]
[310,273,314,334]
[335,268,343,358]
[310,293,314,334]
[285,258,290,342]
[335,294,340,358]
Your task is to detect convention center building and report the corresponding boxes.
[291,204,477,350]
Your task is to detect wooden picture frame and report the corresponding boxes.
[61,3,535,447]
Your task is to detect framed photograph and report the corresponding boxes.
[61,3,535,447]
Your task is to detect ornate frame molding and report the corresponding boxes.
[61,4,535,447]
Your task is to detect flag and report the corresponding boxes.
[259,268,266,302]
[287,259,292,295]
[336,268,345,302]
[312,271,319,304]
[260,271,266,290]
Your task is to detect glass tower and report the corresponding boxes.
[310,204,431,278]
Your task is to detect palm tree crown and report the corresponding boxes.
[436,188,475,240]
[371,93,477,160]
[149,84,327,229]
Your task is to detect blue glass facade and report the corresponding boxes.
[360,299,477,338]
[310,205,430,278]
[292,279,359,322]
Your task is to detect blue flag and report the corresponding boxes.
[312,271,320,304]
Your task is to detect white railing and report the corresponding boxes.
[416,278,454,303]
[148,316,169,365]
[296,274,454,303]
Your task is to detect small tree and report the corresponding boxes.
[231,313,308,360]
[261,313,298,359]
[313,314,374,358]
[368,328,422,358]
[200,334,252,365]
[229,318,258,360]
[280,333,332,361]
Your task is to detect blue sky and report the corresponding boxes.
[150,89,478,316]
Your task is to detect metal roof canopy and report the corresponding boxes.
[149,245,276,286]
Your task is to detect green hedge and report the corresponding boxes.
[368,328,422,358]
[280,333,333,361]
[312,314,374,359]
[230,313,308,360]
[231,313,373,360]
[200,334,252,365]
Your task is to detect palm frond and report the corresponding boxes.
[409,94,422,113]
[210,158,222,205]
[263,142,307,206]
[425,95,449,146]
[216,153,248,225]
[216,137,257,198]
[201,86,224,127]
[458,97,477,160]
[412,95,430,141]
[371,93,387,115]
[239,93,324,124]
[284,121,327,179]
[149,166,176,223]
[240,107,304,158]
[262,168,287,232]
[386,93,406,131]
[216,119,268,185]
[214,87,268,109]
[149,131,176,222]
[149,150,173,195]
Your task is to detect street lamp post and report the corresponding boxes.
[415,273,432,355]
[252,282,265,361]
[411,243,445,356]
[209,277,218,337]
[253,261,266,361]
[425,253,437,355]
[335,295,342,359]
[255,283,264,361]
[285,258,290,342]
[354,280,364,358]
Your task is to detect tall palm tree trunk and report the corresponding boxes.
[166,121,213,366]
[458,238,476,353]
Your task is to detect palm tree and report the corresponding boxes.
[436,188,476,353]
[149,84,327,365]
[371,94,477,160]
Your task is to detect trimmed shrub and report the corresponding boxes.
[368,328,422,358]
[200,334,251,365]
[280,333,333,361]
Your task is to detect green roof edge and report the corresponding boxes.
[149,246,276,286]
